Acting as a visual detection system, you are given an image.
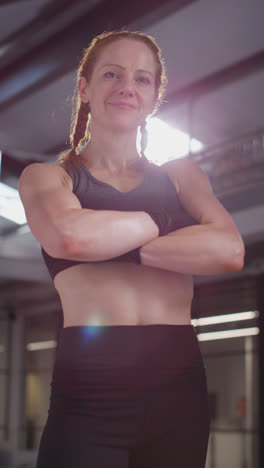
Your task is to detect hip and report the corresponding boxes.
[51,324,206,402]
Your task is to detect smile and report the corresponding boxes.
[109,102,136,110]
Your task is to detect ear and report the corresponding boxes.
[78,77,89,103]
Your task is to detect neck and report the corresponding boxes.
[81,126,141,173]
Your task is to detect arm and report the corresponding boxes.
[140,159,245,276]
[18,163,159,262]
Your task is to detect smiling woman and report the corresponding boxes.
[58,30,167,170]
[18,29,244,468]
[77,38,158,130]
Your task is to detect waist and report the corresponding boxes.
[51,324,205,401]
[56,324,200,365]
[54,262,193,326]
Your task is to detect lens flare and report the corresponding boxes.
[81,314,106,340]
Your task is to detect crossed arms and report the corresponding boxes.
[18,159,244,277]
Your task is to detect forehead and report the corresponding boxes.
[94,38,157,73]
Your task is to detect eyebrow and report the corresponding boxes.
[100,64,153,76]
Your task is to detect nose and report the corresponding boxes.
[118,76,135,97]
[119,88,134,97]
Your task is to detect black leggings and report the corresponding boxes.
[36,324,210,467]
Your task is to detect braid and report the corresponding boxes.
[140,120,148,158]
[71,101,90,149]
[58,101,90,167]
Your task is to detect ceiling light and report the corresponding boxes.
[197,327,259,342]
[26,340,57,351]
[191,310,258,327]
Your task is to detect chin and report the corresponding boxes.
[106,118,141,134]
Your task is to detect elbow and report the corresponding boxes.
[46,232,83,260]
[59,233,84,259]
[229,252,245,273]
[50,214,85,259]
[225,236,245,273]
[60,232,97,260]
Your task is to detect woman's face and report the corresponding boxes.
[79,38,158,133]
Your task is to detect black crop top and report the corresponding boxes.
[41,155,197,280]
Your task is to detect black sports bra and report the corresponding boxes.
[41,156,196,280]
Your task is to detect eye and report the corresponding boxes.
[137,76,151,85]
[104,71,119,79]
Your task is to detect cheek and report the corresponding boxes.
[90,79,112,98]
[89,85,109,111]
[142,91,156,114]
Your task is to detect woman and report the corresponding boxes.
[19,30,245,468]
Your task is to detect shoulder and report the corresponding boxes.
[58,161,75,190]
[161,158,204,177]
[19,161,73,191]
[160,158,210,195]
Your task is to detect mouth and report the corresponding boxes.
[109,102,137,110]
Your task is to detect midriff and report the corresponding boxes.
[54,260,193,328]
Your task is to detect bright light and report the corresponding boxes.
[1,119,202,225]
[137,117,203,165]
[192,311,258,327]
[198,327,259,342]
[0,182,27,225]
[27,340,57,351]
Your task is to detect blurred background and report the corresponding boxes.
[0,0,263,467]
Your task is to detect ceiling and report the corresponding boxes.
[0,0,264,290]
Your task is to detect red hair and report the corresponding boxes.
[58,29,167,167]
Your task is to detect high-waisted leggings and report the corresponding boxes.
[36,324,210,467]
